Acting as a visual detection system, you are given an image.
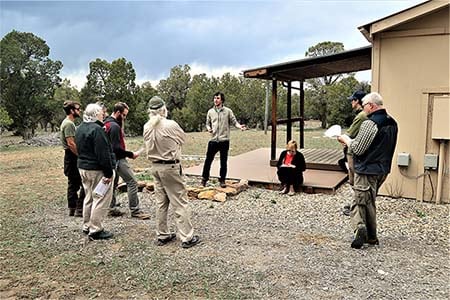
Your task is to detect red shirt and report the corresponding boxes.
[284,152,294,165]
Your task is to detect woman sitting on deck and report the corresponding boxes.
[276,140,306,196]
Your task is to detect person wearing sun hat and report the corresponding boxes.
[143,96,201,249]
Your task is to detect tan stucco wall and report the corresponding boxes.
[370,7,450,202]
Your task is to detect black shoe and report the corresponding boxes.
[82,229,89,235]
[74,209,83,217]
[201,178,207,187]
[89,230,113,240]
[367,238,379,245]
[351,227,367,249]
[69,208,76,216]
[108,208,125,217]
[181,235,201,248]
[342,205,351,216]
[219,180,226,188]
[155,233,176,246]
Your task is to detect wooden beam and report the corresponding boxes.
[287,81,292,143]
[300,80,305,149]
[244,68,268,78]
[271,79,277,163]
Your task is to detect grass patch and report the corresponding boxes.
[1,128,339,298]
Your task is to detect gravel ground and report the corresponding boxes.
[32,177,449,299]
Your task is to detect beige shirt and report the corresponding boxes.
[143,117,186,161]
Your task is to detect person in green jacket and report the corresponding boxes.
[338,90,367,216]
[201,92,247,188]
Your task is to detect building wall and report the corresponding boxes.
[371,7,449,203]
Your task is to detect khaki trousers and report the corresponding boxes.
[151,163,194,243]
[351,173,387,240]
[79,169,115,234]
[346,154,355,186]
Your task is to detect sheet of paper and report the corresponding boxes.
[94,180,111,197]
[324,125,342,138]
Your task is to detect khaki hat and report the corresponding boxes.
[148,96,165,110]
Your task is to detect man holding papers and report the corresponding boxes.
[76,103,115,240]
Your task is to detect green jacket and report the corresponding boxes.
[75,120,115,178]
[346,109,367,138]
[205,106,240,141]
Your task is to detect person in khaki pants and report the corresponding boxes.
[338,92,397,249]
[75,103,116,240]
[143,96,200,248]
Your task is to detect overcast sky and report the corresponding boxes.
[1,0,424,89]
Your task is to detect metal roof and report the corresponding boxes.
[243,45,372,81]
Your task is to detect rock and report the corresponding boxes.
[214,192,227,202]
[198,190,218,200]
[217,186,238,195]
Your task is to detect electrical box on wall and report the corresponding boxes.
[424,154,438,169]
[397,152,410,167]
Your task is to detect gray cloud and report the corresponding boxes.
[1,0,423,86]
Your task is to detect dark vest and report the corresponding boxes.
[354,109,398,175]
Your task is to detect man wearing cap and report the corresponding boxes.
[338,92,398,249]
[338,90,367,216]
[201,92,247,188]
[143,96,201,248]
[60,100,85,217]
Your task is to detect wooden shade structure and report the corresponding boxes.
[243,45,372,165]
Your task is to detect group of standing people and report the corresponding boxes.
[59,91,248,247]
[60,89,397,250]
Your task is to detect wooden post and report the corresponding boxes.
[300,80,305,149]
[287,81,292,143]
[271,79,277,165]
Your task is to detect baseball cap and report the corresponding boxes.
[148,96,165,110]
[348,90,366,101]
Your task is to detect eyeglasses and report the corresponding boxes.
[74,107,81,111]
[362,102,371,108]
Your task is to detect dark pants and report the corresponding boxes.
[277,167,303,192]
[202,140,230,181]
[64,150,85,210]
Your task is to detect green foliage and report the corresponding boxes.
[303,41,371,129]
[0,30,62,139]
[46,79,80,130]
[0,106,13,132]
[176,73,217,132]
[80,57,145,135]
[131,81,158,135]
[157,65,191,113]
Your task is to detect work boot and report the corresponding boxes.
[342,204,351,216]
[367,238,379,246]
[181,235,201,248]
[351,227,367,249]
[89,230,113,240]
[131,211,151,220]
[201,178,207,187]
[74,209,83,217]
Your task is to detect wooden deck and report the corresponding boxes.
[184,148,348,193]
